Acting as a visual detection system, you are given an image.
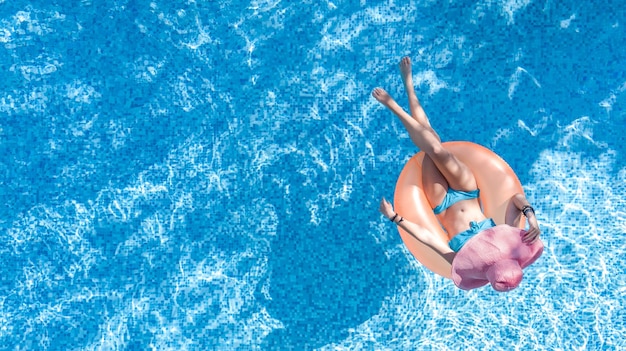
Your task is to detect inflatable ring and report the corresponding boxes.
[394,141,525,279]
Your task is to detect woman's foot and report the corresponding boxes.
[372,87,411,121]
[399,56,413,87]
[372,87,394,107]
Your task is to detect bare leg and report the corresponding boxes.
[399,57,441,142]
[399,57,428,125]
[421,154,448,208]
[372,88,476,191]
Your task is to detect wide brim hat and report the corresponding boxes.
[451,225,543,292]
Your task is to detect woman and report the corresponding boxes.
[374,57,541,289]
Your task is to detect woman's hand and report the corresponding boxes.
[512,194,542,244]
[379,197,396,220]
[522,216,541,244]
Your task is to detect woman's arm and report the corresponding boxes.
[379,198,455,264]
[511,193,541,244]
[396,216,456,265]
[511,193,532,211]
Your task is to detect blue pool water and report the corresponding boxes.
[1,0,625,349]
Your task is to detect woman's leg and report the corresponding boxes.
[399,56,441,142]
[372,88,477,192]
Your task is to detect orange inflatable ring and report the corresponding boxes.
[394,141,525,279]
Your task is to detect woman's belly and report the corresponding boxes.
[437,199,487,239]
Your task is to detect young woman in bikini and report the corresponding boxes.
[374,57,541,265]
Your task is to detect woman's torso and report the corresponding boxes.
[435,198,487,239]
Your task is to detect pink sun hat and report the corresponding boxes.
[451,225,544,292]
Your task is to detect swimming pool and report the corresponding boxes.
[1,0,625,349]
